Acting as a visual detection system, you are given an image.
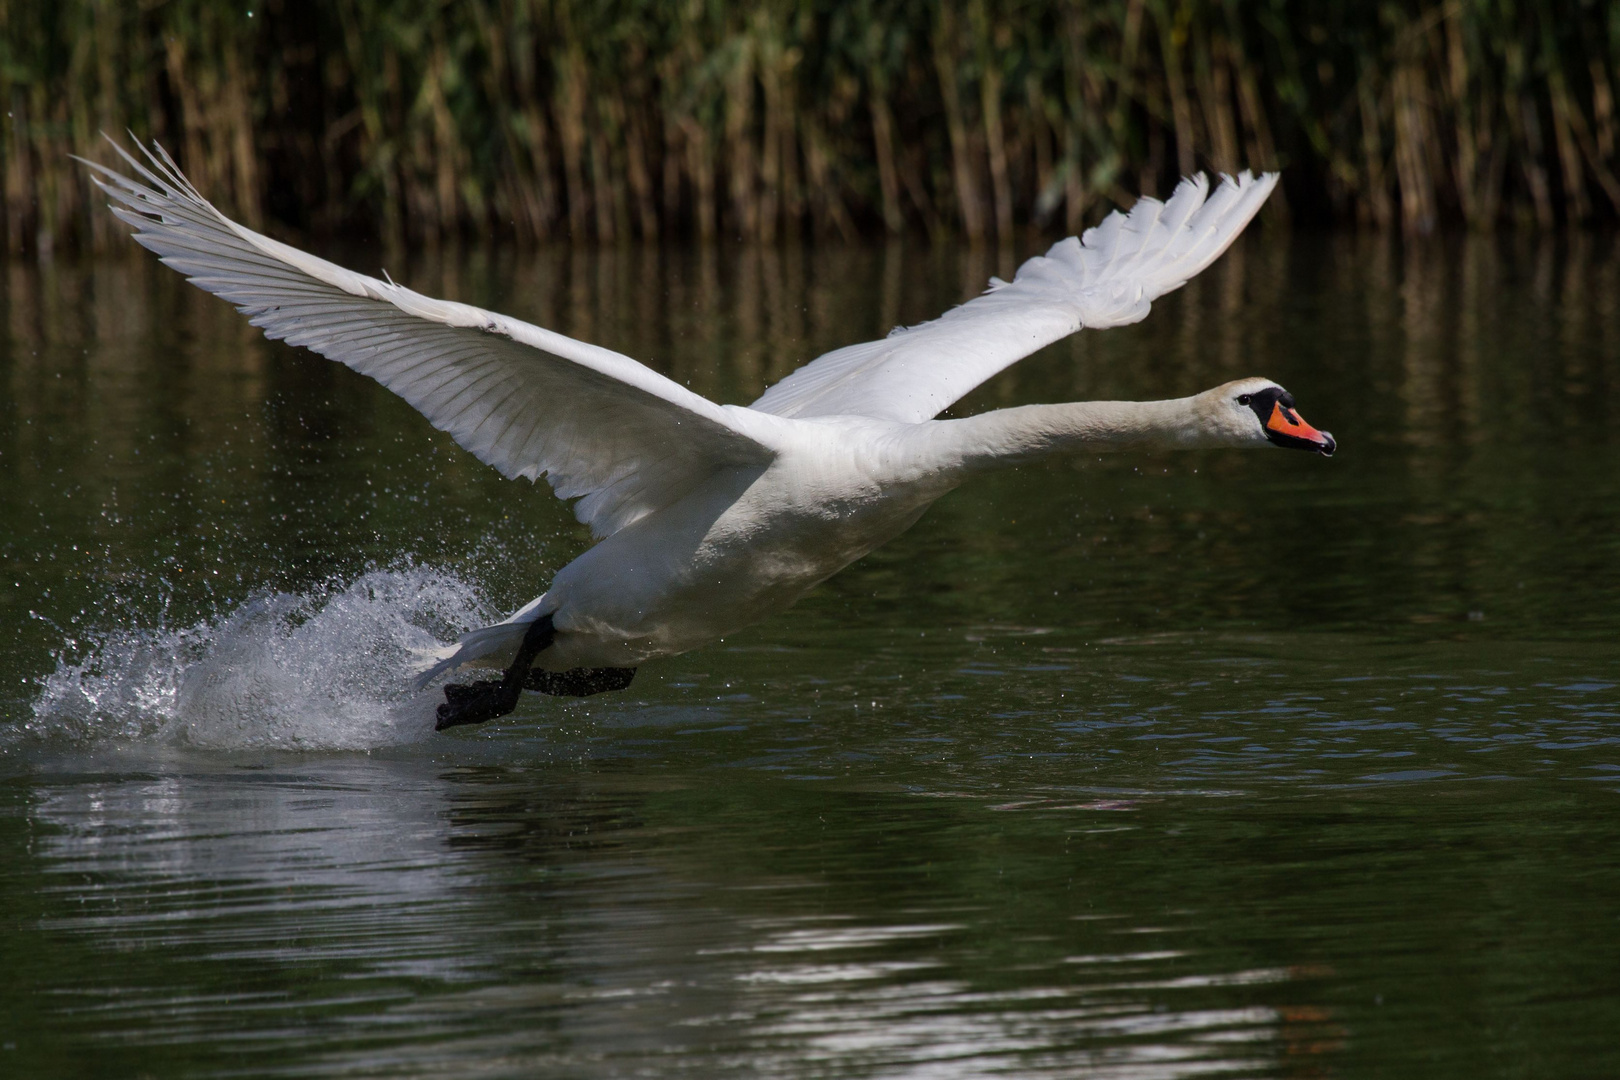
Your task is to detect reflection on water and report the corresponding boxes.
[15,760,1345,1078]
[4,234,1620,1075]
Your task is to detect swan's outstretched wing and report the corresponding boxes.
[84,139,773,539]
[750,171,1278,424]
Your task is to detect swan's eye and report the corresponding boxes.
[1236,394,1252,406]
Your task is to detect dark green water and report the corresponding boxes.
[3,235,1620,1077]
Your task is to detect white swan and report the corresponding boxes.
[84,140,1333,731]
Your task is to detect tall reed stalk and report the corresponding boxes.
[5,0,1620,251]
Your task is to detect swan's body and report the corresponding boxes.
[523,415,948,669]
[86,141,1333,729]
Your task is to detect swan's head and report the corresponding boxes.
[1204,378,1335,456]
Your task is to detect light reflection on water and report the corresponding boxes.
[22,759,1338,1078]
[4,233,1620,1075]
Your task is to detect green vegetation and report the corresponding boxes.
[6,0,1620,249]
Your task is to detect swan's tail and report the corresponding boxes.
[410,596,553,690]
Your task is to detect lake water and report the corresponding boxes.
[3,234,1620,1077]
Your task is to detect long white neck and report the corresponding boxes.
[914,396,1231,475]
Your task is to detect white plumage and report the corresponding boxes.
[751,172,1275,423]
[85,140,1325,725]
[88,144,772,541]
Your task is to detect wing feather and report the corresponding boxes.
[749,171,1277,424]
[86,138,773,539]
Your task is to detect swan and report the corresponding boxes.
[83,139,1334,732]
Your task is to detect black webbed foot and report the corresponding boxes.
[435,679,522,730]
[434,615,558,733]
[442,681,495,707]
[525,667,636,697]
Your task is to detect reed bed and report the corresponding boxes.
[6,0,1620,251]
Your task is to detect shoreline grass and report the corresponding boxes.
[5,1,1620,251]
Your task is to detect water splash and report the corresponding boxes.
[24,565,493,750]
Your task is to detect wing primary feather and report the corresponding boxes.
[85,135,774,538]
[749,170,1276,424]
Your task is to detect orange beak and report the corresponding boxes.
[1265,401,1336,455]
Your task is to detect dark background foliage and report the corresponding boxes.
[6,0,1620,250]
